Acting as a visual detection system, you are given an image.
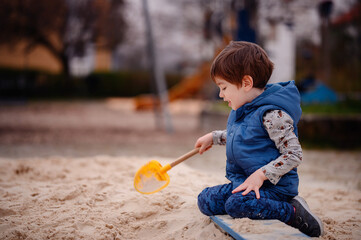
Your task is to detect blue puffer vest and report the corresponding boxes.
[226,81,302,196]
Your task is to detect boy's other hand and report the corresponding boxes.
[195,132,213,154]
[232,169,268,199]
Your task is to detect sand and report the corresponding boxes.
[0,155,230,240]
[0,100,360,239]
[1,150,360,240]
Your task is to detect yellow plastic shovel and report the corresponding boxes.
[134,148,200,194]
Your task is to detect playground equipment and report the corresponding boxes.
[134,61,212,110]
[134,35,231,111]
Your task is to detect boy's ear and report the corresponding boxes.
[241,75,253,91]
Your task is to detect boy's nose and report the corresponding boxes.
[219,91,223,98]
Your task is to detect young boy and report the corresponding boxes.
[195,41,323,237]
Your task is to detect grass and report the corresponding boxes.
[210,99,361,116]
[301,100,361,115]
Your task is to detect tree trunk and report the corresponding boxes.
[60,54,70,78]
[59,53,72,91]
[37,36,72,84]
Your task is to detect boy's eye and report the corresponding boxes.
[222,87,227,91]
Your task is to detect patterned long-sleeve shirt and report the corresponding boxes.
[212,110,302,185]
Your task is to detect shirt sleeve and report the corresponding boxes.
[261,110,303,185]
[212,130,227,145]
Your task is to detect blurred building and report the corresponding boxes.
[0,40,111,75]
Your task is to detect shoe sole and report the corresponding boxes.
[294,196,324,236]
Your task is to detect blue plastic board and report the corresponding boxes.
[210,215,310,240]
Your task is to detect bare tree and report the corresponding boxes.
[0,0,127,79]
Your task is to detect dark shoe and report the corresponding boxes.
[289,196,324,237]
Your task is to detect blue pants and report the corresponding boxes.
[197,183,295,223]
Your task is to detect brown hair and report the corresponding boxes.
[210,41,274,88]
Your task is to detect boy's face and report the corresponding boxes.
[215,77,249,110]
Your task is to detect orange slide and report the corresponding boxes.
[134,61,212,110]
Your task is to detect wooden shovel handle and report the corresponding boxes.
[169,148,200,168]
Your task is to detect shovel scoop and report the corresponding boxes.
[134,148,199,194]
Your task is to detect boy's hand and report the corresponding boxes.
[195,132,213,154]
[232,169,267,199]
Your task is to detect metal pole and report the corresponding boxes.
[141,0,173,133]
